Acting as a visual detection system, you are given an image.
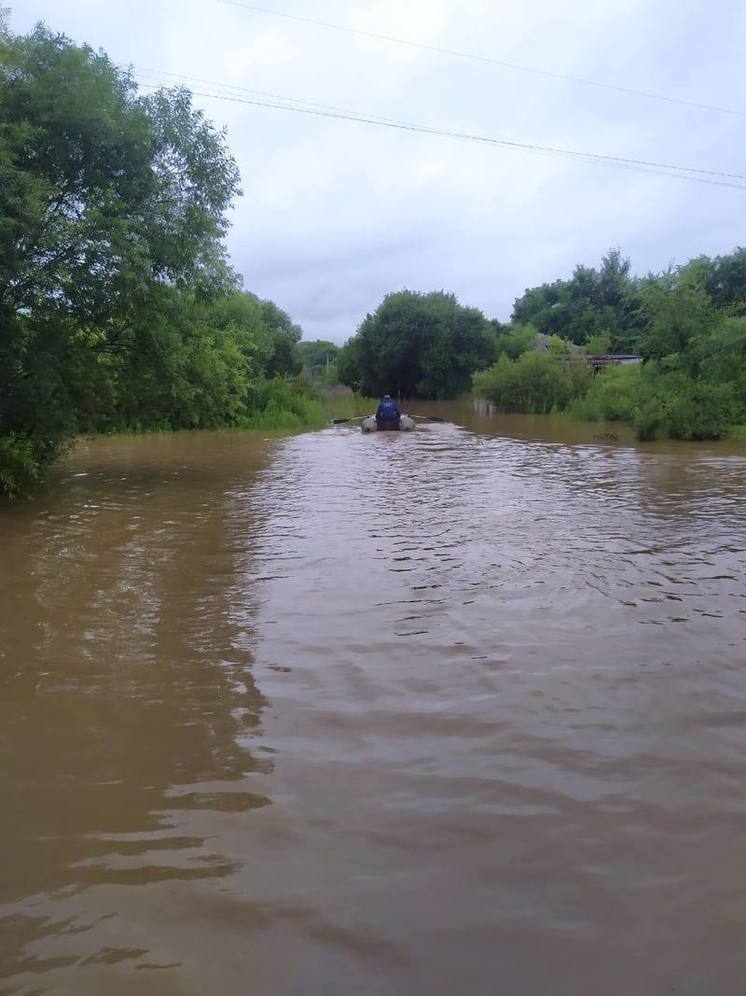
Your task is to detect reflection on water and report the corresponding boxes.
[1,411,745,994]
[0,433,273,989]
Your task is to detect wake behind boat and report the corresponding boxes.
[331,411,444,431]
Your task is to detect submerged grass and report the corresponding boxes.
[85,383,376,438]
[236,392,375,431]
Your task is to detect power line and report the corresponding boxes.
[217,0,746,120]
[133,69,746,189]
[134,65,409,125]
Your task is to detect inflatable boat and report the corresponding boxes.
[360,414,416,433]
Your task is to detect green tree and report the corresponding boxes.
[546,334,573,357]
[339,290,496,399]
[494,323,538,359]
[299,339,339,369]
[703,248,746,314]
[336,337,362,393]
[582,332,612,356]
[252,298,303,377]
[691,316,746,422]
[511,249,643,350]
[0,24,241,493]
[637,271,717,363]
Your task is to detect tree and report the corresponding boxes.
[0,24,241,493]
[511,249,643,350]
[252,298,303,377]
[494,323,538,359]
[299,340,339,369]
[637,271,717,363]
[339,290,496,399]
[336,337,362,393]
[703,248,746,313]
[582,332,612,356]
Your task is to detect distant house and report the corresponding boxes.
[534,333,641,371]
[536,333,579,353]
[585,354,642,373]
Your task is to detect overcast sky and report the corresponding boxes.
[10,0,746,341]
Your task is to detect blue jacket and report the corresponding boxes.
[376,398,401,422]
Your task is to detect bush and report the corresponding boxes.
[632,396,667,441]
[0,432,50,498]
[627,374,736,441]
[570,364,642,422]
[664,381,737,440]
[235,376,348,429]
[473,352,588,414]
[494,323,539,360]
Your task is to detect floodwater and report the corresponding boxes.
[1,405,745,995]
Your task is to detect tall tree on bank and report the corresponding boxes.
[511,249,643,351]
[338,290,496,399]
[0,23,240,494]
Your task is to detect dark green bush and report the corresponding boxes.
[474,352,590,414]
[570,364,642,422]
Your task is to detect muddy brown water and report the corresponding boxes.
[1,405,745,995]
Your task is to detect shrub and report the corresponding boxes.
[473,352,588,414]
[664,381,737,440]
[569,364,642,422]
[0,433,48,498]
[632,396,667,441]
[629,374,736,441]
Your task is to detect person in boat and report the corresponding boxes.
[375,394,401,427]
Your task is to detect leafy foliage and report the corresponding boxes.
[493,323,539,359]
[512,249,643,351]
[0,24,246,493]
[569,364,642,423]
[474,352,591,414]
[637,271,717,362]
[338,290,496,399]
[299,339,339,369]
[0,23,318,496]
[480,250,746,441]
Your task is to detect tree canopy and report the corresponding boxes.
[476,247,746,440]
[299,340,339,369]
[0,22,325,495]
[0,24,248,491]
[511,249,643,351]
[338,290,496,399]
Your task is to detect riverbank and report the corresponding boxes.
[81,397,746,453]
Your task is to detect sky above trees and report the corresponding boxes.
[10,0,746,341]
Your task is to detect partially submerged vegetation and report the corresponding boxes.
[0,21,328,497]
[231,386,372,432]
[3,16,745,497]
[336,249,746,444]
[473,352,592,416]
[472,250,746,442]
